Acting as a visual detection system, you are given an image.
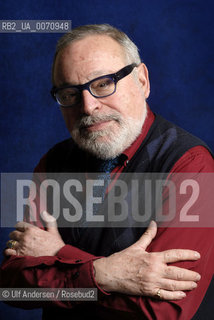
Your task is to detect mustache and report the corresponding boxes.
[77,113,122,129]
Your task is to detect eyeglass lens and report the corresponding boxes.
[56,76,115,107]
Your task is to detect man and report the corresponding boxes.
[1,24,213,319]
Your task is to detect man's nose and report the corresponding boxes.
[80,89,102,115]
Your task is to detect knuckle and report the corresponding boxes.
[129,255,140,267]
[169,282,177,291]
[138,282,154,296]
[165,266,174,277]
[176,251,183,260]
[138,269,150,281]
[21,232,29,243]
[141,257,161,274]
[21,232,28,242]
[170,250,181,260]
[139,268,157,285]
[164,251,171,261]
[25,227,35,237]
[24,228,30,236]
[176,272,184,280]
[143,231,150,236]
[147,253,160,267]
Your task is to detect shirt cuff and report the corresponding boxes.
[73,260,110,296]
[56,244,96,263]
[56,245,110,296]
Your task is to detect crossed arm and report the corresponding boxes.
[4,212,200,301]
[1,209,213,319]
[1,147,214,318]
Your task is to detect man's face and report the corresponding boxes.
[53,35,150,159]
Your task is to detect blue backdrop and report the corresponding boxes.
[0,0,213,319]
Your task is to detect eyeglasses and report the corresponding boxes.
[51,63,138,107]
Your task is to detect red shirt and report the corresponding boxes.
[1,107,214,319]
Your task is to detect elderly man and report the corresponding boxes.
[1,24,214,320]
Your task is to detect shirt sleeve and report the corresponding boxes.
[0,153,106,309]
[91,146,214,319]
[0,245,107,309]
[0,146,213,319]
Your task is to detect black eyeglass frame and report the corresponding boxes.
[50,63,138,107]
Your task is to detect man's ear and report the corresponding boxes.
[137,63,150,99]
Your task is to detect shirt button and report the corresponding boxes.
[72,271,80,280]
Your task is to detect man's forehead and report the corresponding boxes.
[69,34,122,50]
[57,35,125,63]
[54,35,126,85]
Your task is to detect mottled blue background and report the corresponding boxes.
[0,0,213,319]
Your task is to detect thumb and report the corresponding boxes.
[40,211,59,234]
[134,220,157,251]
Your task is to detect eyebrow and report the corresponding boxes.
[87,69,114,78]
[57,69,118,88]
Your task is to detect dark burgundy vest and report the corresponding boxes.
[43,113,212,320]
[44,114,211,256]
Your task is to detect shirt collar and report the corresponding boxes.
[122,104,155,162]
[85,104,155,171]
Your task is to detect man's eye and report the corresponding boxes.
[92,78,113,90]
[99,80,112,87]
[62,93,75,99]
[56,88,79,106]
[59,89,77,100]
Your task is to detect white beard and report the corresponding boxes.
[71,108,147,160]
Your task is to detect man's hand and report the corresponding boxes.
[5,211,65,257]
[93,221,201,300]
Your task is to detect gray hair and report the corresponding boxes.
[52,24,141,83]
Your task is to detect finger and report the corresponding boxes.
[153,288,186,301]
[164,265,201,282]
[162,249,200,264]
[4,248,17,256]
[14,221,26,232]
[159,278,198,292]
[9,230,22,241]
[134,220,157,250]
[15,221,35,231]
[40,211,58,234]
